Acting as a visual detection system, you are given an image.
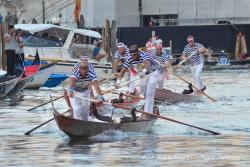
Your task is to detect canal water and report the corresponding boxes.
[0,69,250,166]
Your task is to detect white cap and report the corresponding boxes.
[80,55,88,61]
[116,42,126,48]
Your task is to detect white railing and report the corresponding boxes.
[153,17,250,26]
[26,0,75,23]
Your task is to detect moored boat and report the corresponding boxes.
[8,54,41,94]
[154,88,202,103]
[0,70,23,98]
[14,24,113,80]
[42,73,68,88]
[25,62,56,89]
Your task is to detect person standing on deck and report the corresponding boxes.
[112,42,130,75]
[4,25,18,78]
[181,35,208,93]
[69,56,103,121]
[92,42,106,61]
[149,45,171,90]
[116,45,159,114]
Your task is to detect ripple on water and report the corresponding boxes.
[0,70,250,166]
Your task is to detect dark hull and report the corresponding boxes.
[154,89,202,103]
[54,110,157,139]
[0,70,23,98]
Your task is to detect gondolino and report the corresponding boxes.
[68,56,104,121]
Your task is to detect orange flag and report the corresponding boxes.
[73,0,81,22]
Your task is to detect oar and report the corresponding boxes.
[27,75,117,111]
[112,103,221,135]
[24,109,71,135]
[154,59,216,102]
[171,72,216,102]
[25,87,73,135]
[109,91,145,100]
[102,76,141,95]
[170,51,197,71]
[27,95,65,111]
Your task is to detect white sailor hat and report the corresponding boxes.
[80,55,88,61]
[116,42,126,48]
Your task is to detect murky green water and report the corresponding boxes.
[0,70,250,166]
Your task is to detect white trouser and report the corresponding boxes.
[156,71,166,90]
[128,69,137,93]
[70,90,91,121]
[143,71,160,113]
[190,63,205,90]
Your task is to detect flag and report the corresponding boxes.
[73,0,81,22]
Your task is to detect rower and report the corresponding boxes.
[112,42,130,75]
[181,35,208,94]
[116,45,158,114]
[69,56,103,121]
[149,45,171,90]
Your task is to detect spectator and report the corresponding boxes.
[92,42,106,61]
[146,37,153,51]
[155,36,163,47]
[218,50,228,65]
[4,25,18,78]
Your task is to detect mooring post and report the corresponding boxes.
[110,20,117,63]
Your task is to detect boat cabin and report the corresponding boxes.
[14,24,104,61]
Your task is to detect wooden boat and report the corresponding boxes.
[0,69,23,98]
[154,88,202,103]
[53,104,158,139]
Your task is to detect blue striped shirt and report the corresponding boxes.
[183,42,204,66]
[123,51,151,69]
[149,49,170,73]
[114,47,130,63]
[70,62,97,82]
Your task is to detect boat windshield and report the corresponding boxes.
[23,28,70,47]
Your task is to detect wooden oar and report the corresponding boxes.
[24,109,71,135]
[154,59,216,102]
[170,51,197,71]
[27,75,117,111]
[109,91,145,100]
[102,76,141,95]
[27,95,65,111]
[112,103,221,135]
[25,87,73,135]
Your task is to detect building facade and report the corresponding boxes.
[1,0,250,27]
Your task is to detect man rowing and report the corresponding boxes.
[116,45,158,114]
[181,35,208,94]
[149,45,171,90]
[68,56,103,121]
[112,42,130,75]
